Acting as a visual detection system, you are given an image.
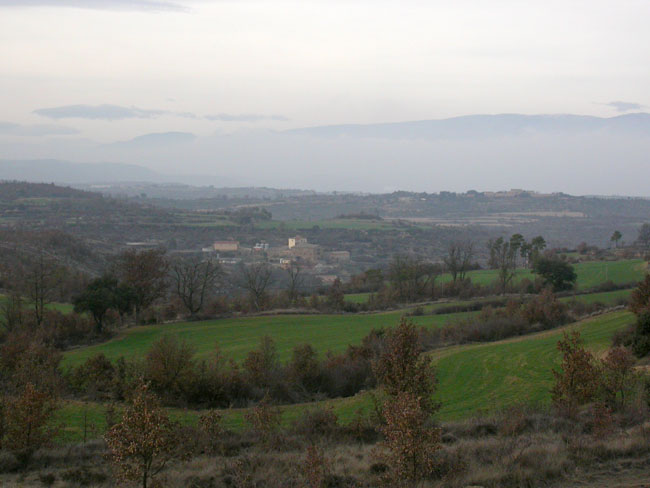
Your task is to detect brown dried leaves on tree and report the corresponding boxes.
[104,383,187,488]
[377,391,441,486]
[3,382,59,465]
[372,319,441,485]
[551,330,600,417]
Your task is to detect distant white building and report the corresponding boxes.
[254,241,269,251]
[288,235,308,249]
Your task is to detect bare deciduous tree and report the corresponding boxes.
[20,251,62,326]
[444,240,474,283]
[637,223,650,250]
[487,237,518,294]
[285,262,303,305]
[171,256,221,318]
[105,383,186,488]
[0,292,24,332]
[238,262,274,311]
[388,255,440,302]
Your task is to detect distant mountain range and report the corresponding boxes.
[107,131,196,149]
[286,113,650,139]
[0,159,242,186]
[1,113,649,192]
[0,159,163,184]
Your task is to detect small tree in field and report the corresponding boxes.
[487,237,518,294]
[244,393,282,447]
[630,274,650,316]
[238,262,274,311]
[373,319,441,485]
[373,318,438,414]
[3,383,58,465]
[73,275,119,334]
[600,346,637,409]
[637,223,650,250]
[144,335,196,398]
[629,275,650,356]
[198,410,224,455]
[377,392,441,486]
[532,257,577,292]
[20,251,62,326]
[170,256,221,318]
[326,278,345,310]
[105,383,184,488]
[116,249,169,324]
[551,330,599,417]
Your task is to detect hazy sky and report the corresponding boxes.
[1,0,649,141]
[1,0,649,195]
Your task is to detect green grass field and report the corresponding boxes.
[0,295,74,314]
[62,284,636,370]
[62,309,476,368]
[54,260,644,441]
[345,259,646,303]
[255,218,425,231]
[437,258,646,289]
[56,310,635,442]
[344,292,372,304]
[561,288,632,305]
[433,310,632,419]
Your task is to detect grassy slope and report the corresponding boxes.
[433,310,631,419]
[62,309,476,368]
[57,310,635,442]
[328,310,634,424]
[345,259,646,303]
[441,258,648,289]
[62,285,636,369]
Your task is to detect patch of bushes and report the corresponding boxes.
[68,332,382,408]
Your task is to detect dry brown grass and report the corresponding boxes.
[1,411,650,487]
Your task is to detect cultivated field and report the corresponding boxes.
[53,259,643,443]
[62,309,477,368]
[345,258,646,302]
[56,309,635,442]
[62,282,636,369]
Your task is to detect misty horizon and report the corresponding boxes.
[1,0,648,195]
[2,112,649,196]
